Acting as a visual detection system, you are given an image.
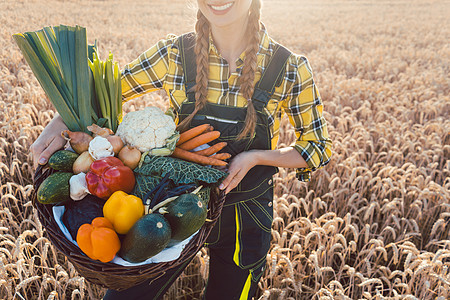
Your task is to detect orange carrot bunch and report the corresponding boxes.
[172,124,231,166]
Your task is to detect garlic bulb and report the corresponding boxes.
[88,136,114,160]
[69,172,90,201]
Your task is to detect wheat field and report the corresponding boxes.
[1,0,449,299]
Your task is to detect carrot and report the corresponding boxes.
[193,142,227,156]
[210,153,232,160]
[178,131,221,151]
[171,147,227,166]
[176,124,212,146]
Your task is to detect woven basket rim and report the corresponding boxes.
[32,164,226,291]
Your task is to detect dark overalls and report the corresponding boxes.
[103,33,290,300]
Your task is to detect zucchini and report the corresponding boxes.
[48,150,79,172]
[163,193,207,241]
[119,213,171,263]
[37,172,73,204]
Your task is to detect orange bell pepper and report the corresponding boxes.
[103,191,144,235]
[76,217,121,263]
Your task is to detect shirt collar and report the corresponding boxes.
[208,22,271,67]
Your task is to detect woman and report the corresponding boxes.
[31,0,332,299]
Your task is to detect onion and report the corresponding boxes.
[87,124,114,137]
[73,151,94,174]
[107,135,125,155]
[118,145,141,170]
[62,130,93,154]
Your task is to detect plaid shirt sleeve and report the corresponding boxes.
[121,35,177,102]
[281,55,332,181]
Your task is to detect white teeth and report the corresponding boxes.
[210,2,233,11]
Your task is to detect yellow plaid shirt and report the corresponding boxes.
[121,26,332,181]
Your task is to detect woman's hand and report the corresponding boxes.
[218,147,309,194]
[30,114,68,169]
[219,150,261,194]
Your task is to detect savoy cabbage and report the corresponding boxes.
[132,156,227,200]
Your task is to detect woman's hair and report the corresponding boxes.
[177,0,262,140]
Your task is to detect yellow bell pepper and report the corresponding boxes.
[103,191,144,234]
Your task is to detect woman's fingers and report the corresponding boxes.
[31,137,50,168]
[218,151,260,194]
[31,133,66,168]
[219,158,249,194]
[31,114,69,169]
[224,170,246,194]
[219,165,238,192]
[30,141,45,166]
[40,136,67,165]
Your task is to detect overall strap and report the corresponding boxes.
[178,32,292,108]
[179,32,197,102]
[251,44,291,111]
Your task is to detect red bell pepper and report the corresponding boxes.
[86,156,135,199]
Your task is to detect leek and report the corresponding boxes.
[13,33,82,131]
[89,49,122,132]
[13,25,122,133]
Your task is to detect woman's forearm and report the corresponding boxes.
[252,147,309,169]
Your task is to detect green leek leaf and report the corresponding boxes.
[23,31,75,125]
[67,27,78,114]
[115,62,122,124]
[96,118,108,128]
[57,26,74,101]
[91,54,108,124]
[105,55,116,131]
[13,33,82,131]
[88,41,97,61]
[75,26,92,132]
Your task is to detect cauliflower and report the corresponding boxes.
[116,106,177,152]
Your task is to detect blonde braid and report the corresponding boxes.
[177,11,210,132]
[238,0,262,140]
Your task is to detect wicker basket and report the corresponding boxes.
[32,164,226,291]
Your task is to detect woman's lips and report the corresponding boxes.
[208,2,234,15]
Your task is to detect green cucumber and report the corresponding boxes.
[119,213,171,263]
[163,193,207,241]
[37,172,73,204]
[48,150,79,172]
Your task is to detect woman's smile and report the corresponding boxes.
[199,0,251,29]
[208,2,235,15]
